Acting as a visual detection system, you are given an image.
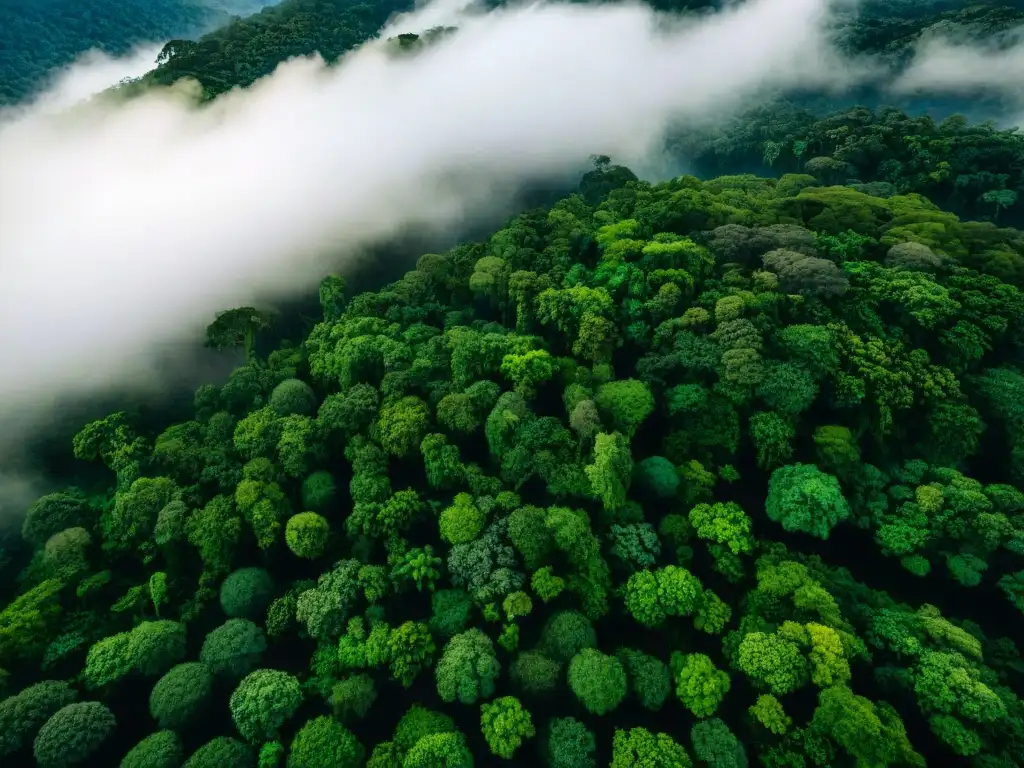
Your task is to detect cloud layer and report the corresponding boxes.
[0,0,864,429]
[1,43,166,120]
[890,26,1024,98]
[8,0,1024,444]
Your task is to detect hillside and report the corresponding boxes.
[142,0,414,97]
[130,0,1024,100]
[0,0,283,105]
[2,1,1024,768]
[672,104,1024,231]
[5,0,1022,108]
[132,0,1024,228]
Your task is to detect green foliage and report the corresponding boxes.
[0,0,219,104]
[672,652,731,717]
[595,379,655,437]
[440,494,486,545]
[766,463,850,539]
[295,560,362,642]
[200,619,267,680]
[749,412,795,470]
[330,673,377,723]
[568,649,627,715]
[813,425,860,475]
[84,620,187,689]
[689,502,754,555]
[622,566,707,628]
[375,396,431,457]
[319,385,380,440]
[545,716,596,768]
[509,650,561,695]
[436,628,500,704]
[285,513,330,559]
[120,730,183,768]
[149,662,213,730]
[749,694,791,735]
[229,668,303,743]
[531,567,566,602]
[183,737,254,768]
[301,471,337,512]
[149,571,168,616]
[0,680,78,757]
[220,567,275,620]
[810,684,924,765]
[633,456,680,499]
[154,500,188,545]
[187,494,242,576]
[508,505,554,569]
[611,727,692,767]
[736,630,809,696]
[429,589,473,639]
[502,590,532,620]
[501,349,557,397]
[270,379,317,417]
[260,741,285,768]
[393,546,443,592]
[617,648,671,711]
[402,731,473,767]
[23,495,90,547]
[34,701,116,768]
[205,308,274,362]
[104,476,176,553]
[287,716,364,768]
[540,611,596,663]
[608,523,661,570]
[690,718,746,768]
[480,695,535,759]
[586,432,633,512]
[394,705,456,753]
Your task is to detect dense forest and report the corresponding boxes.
[3,0,1024,767]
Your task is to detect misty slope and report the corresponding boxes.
[135,0,1024,101]
[0,0,287,105]
[0,0,220,104]
[839,1,1024,57]
[132,0,1024,226]
[143,0,415,97]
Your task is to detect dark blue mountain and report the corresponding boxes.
[0,0,276,104]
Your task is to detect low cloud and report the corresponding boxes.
[380,0,485,37]
[0,0,898,464]
[888,24,1024,126]
[3,43,165,119]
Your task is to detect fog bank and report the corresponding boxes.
[0,0,865,435]
[5,0,1023,453]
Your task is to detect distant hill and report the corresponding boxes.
[130,0,1024,114]
[0,0,277,105]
